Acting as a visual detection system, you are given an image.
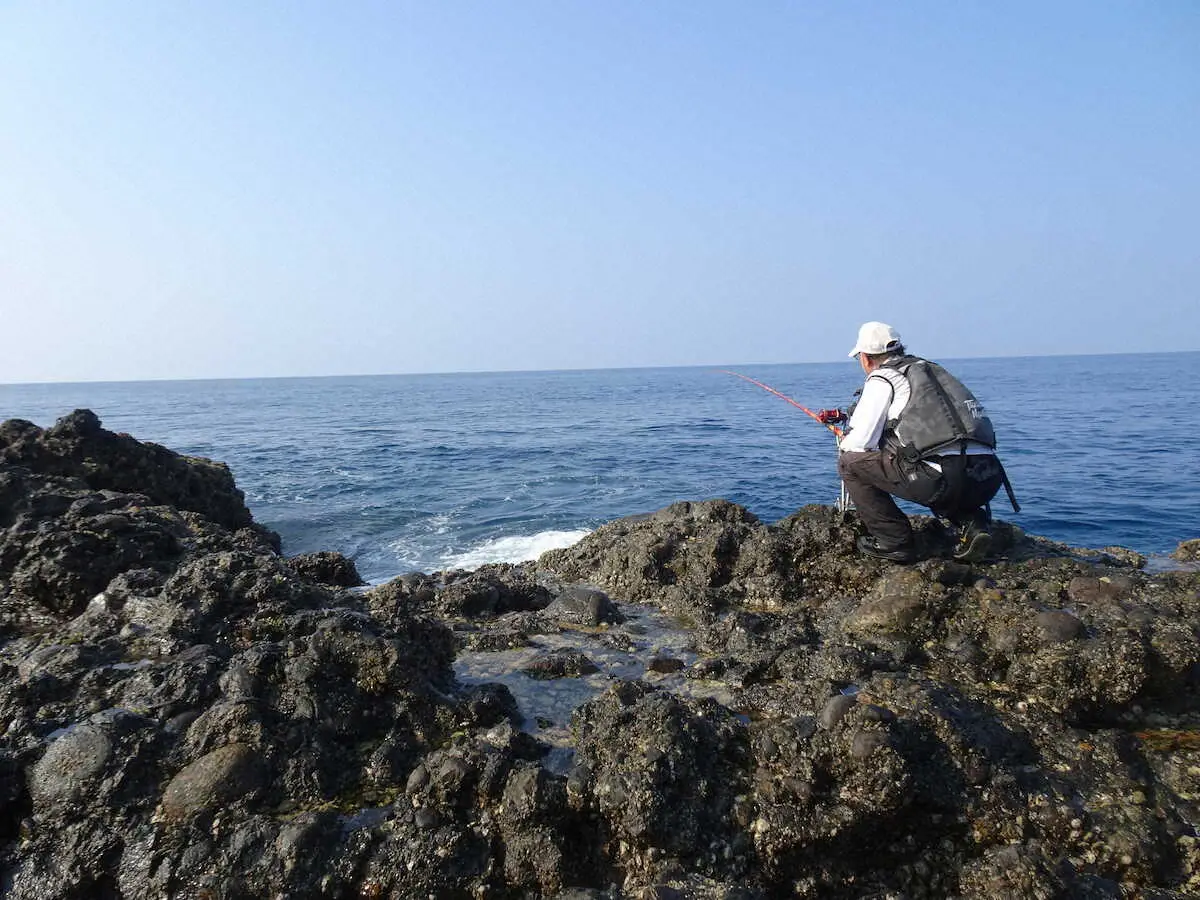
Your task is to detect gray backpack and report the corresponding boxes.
[882,356,996,459]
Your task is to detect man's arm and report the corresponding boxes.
[838,376,893,452]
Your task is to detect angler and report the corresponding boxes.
[838,321,1018,564]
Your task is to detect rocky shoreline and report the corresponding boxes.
[2,411,1198,898]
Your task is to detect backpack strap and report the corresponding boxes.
[997,458,1021,513]
[866,371,897,407]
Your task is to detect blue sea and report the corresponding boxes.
[3,353,1197,583]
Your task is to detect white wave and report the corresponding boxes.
[442,529,591,570]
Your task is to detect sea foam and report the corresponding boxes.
[443,529,591,570]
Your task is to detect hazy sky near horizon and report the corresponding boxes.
[2,2,1197,384]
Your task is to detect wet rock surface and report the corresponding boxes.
[1175,539,1200,563]
[285,550,365,588]
[2,411,1199,898]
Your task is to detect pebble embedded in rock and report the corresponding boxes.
[158,743,263,822]
[850,729,889,759]
[819,694,857,730]
[405,765,429,794]
[844,570,930,637]
[861,704,896,723]
[1036,610,1084,644]
[646,655,685,674]
[30,725,112,808]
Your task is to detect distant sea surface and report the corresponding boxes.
[4,353,1197,583]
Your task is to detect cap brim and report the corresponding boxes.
[848,347,862,358]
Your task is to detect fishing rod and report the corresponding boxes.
[719,370,844,438]
[720,369,854,513]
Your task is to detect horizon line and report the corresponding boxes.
[3,347,1197,389]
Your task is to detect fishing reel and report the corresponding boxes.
[816,408,848,425]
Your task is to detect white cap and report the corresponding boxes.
[848,321,902,358]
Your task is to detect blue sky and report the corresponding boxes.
[1,2,1196,383]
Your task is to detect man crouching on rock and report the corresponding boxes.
[837,321,1009,564]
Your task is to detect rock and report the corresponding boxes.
[497,764,577,894]
[0,410,259,534]
[844,569,932,637]
[1,488,186,617]
[538,499,794,618]
[1173,538,1200,562]
[646,656,685,674]
[958,843,1062,899]
[428,564,554,619]
[569,681,750,883]
[849,728,889,758]
[406,764,430,794]
[5,413,1200,898]
[1035,609,1084,644]
[543,585,623,626]
[1099,546,1147,568]
[1067,575,1132,606]
[522,650,600,679]
[285,550,365,587]
[157,743,264,822]
[29,724,113,809]
[457,682,520,728]
[818,694,857,730]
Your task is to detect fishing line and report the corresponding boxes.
[720,369,853,512]
[719,369,843,437]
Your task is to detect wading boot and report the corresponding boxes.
[857,535,919,564]
[954,512,993,563]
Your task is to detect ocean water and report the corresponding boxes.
[3,353,1197,583]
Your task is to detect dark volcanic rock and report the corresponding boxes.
[522,649,600,679]
[646,655,685,674]
[285,550,365,587]
[568,680,752,886]
[0,411,283,626]
[157,741,265,822]
[1173,538,1200,562]
[535,501,1200,896]
[0,410,257,533]
[368,563,554,622]
[1,482,186,617]
[538,499,796,620]
[543,584,624,626]
[4,412,1200,899]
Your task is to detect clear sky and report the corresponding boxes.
[1,2,1197,383]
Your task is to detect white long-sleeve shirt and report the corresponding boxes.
[839,369,909,453]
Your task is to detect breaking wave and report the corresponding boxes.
[442,529,592,570]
